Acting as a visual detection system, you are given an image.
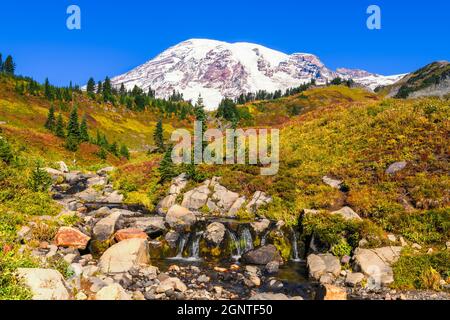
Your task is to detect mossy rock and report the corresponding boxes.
[268,230,291,262]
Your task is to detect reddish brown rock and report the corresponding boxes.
[318,284,347,300]
[114,228,148,242]
[55,227,91,250]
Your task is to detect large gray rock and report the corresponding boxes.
[242,245,283,265]
[104,191,124,203]
[227,196,246,217]
[17,268,70,300]
[165,205,196,230]
[56,161,69,173]
[99,238,150,274]
[250,219,271,234]
[331,207,362,221]
[181,181,211,210]
[322,176,343,189]
[353,246,402,287]
[208,184,240,214]
[246,191,272,213]
[126,216,166,233]
[345,272,365,287]
[386,161,407,174]
[93,211,122,241]
[75,188,102,202]
[307,253,341,280]
[157,173,188,214]
[204,222,226,245]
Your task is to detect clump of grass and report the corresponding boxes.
[0,250,36,300]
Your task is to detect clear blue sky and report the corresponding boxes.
[0,0,449,86]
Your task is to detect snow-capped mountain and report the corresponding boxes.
[111,39,405,109]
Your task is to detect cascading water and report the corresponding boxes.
[291,227,302,262]
[172,233,189,259]
[240,227,254,253]
[188,231,203,261]
[228,230,242,260]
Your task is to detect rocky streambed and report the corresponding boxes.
[15,163,450,301]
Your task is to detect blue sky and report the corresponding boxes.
[0,0,449,86]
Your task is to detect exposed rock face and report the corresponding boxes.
[246,191,272,213]
[307,253,341,280]
[157,173,188,214]
[114,228,149,242]
[331,207,362,221]
[204,222,226,245]
[386,161,407,174]
[99,239,150,274]
[322,176,343,189]
[55,227,91,250]
[165,205,196,230]
[250,219,271,234]
[227,196,246,217]
[182,181,211,210]
[93,212,122,241]
[208,184,240,214]
[353,246,402,286]
[17,268,70,300]
[95,283,132,300]
[242,245,283,265]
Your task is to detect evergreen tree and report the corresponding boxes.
[0,136,14,164]
[159,145,177,182]
[153,119,164,152]
[216,98,238,122]
[119,83,126,96]
[194,95,208,151]
[0,53,3,72]
[102,77,113,102]
[79,114,89,142]
[44,105,56,131]
[96,81,103,95]
[119,144,130,160]
[28,161,52,192]
[3,55,15,75]
[86,77,96,95]
[44,78,54,100]
[109,141,118,156]
[65,107,80,151]
[55,114,65,138]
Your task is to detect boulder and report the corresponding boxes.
[353,246,402,286]
[86,176,107,187]
[307,253,341,280]
[156,277,187,293]
[227,196,246,217]
[345,272,365,287]
[249,293,303,300]
[95,283,131,300]
[76,188,102,202]
[114,228,148,242]
[165,205,196,230]
[93,212,122,241]
[56,161,69,173]
[265,261,280,274]
[386,161,407,174]
[181,181,211,210]
[241,245,283,265]
[104,191,124,203]
[126,216,166,233]
[97,167,115,176]
[318,284,347,300]
[169,173,188,195]
[17,225,32,241]
[331,207,362,221]
[250,219,271,234]
[209,184,240,213]
[17,268,70,300]
[165,231,180,248]
[246,191,272,213]
[99,238,150,274]
[55,227,91,250]
[322,176,343,189]
[157,194,177,214]
[204,222,226,245]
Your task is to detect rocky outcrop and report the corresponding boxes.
[157,173,188,214]
[99,239,150,274]
[204,222,226,245]
[307,253,341,280]
[182,180,211,210]
[241,245,283,265]
[331,207,362,221]
[353,246,402,286]
[17,268,70,300]
[246,191,272,214]
[165,205,196,230]
[55,227,91,250]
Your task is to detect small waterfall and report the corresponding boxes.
[240,227,254,253]
[188,231,203,261]
[228,230,242,260]
[260,230,270,246]
[291,228,302,262]
[172,233,189,259]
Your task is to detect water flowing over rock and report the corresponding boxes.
[241,245,283,265]
[165,205,196,230]
[55,227,91,250]
[99,239,150,274]
[353,246,402,286]
[17,268,70,300]
[204,222,226,245]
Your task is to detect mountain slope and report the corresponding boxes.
[380,61,450,99]
[111,39,404,109]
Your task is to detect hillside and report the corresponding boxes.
[379,61,450,99]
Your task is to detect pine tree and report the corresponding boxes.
[3,55,15,75]
[67,106,80,139]
[153,119,164,152]
[217,98,238,121]
[119,144,130,160]
[44,78,54,100]
[44,105,56,131]
[96,81,103,95]
[109,141,118,156]
[79,114,89,142]
[159,145,177,182]
[102,77,112,101]
[28,161,52,192]
[55,114,65,138]
[194,95,208,151]
[0,53,3,72]
[119,83,126,96]
[86,77,96,95]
